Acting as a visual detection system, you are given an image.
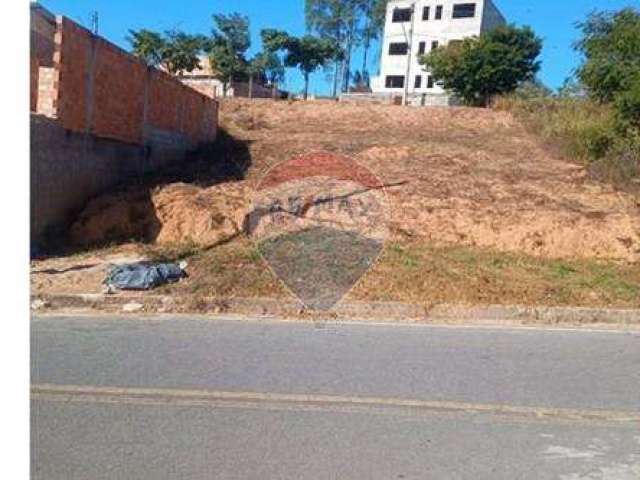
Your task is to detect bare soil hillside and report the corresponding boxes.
[221,99,640,262]
[32,99,640,307]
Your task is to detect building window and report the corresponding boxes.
[418,41,426,55]
[422,6,430,20]
[388,42,409,55]
[431,40,439,50]
[392,8,412,22]
[435,5,443,19]
[385,75,405,88]
[452,3,476,18]
[414,75,422,88]
[427,75,434,88]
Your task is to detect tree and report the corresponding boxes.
[575,8,640,127]
[359,0,388,86]
[614,73,640,129]
[263,30,341,100]
[420,25,542,106]
[259,29,288,85]
[575,8,640,103]
[251,51,285,85]
[207,13,251,96]
[162,31,207,75]
[128,29,165,67]
[128,29,205,75]
[247,52,282,99]
[211,13,251,56]
[289,35,341,99]
[305,0,359,96]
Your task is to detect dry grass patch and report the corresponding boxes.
[350,241,640,307]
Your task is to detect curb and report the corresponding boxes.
[31,293,640,326]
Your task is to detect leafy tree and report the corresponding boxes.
[288,35,341,99]
[162,31,207,75]
[261,29,292,55]
[259,29,289,85]
[358,0,388,85]
[575,8,640,127]
[251,51,285,85]
[128,29,205,75]
[128,29,165,67]
[207,13,251,95]
[420,25,542,106]
[305,0,359,96]
[614,73,640,129]
[264,30,341,100]
[575,8,640,103]
[212,13,251,56]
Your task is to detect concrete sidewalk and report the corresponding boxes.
[31,292,640,328]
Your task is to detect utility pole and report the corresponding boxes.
[403,3,416,106]
[90,11,99,35]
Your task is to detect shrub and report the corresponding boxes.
[494,95,638,187]
[575,8,640,104]
[420,25,542,106]
[614,73,640,129]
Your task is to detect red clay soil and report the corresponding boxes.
[66,99,639,262]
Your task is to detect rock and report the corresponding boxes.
[122,302,144,313]
[31,298,50,310]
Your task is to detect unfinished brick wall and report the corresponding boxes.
[31,5,56,68]
[91,39,147,144]
[36,67,57,117]
[53,17,91,132]
[31,14,218,243]
[43,15,217,146]
[31,58,39,111]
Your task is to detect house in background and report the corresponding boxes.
[370,0,505,105]
[178,56,287,99]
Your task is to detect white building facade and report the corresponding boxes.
[371,0,505,104]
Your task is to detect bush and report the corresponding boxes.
[420,24,542,106]
[575,8,640,104]
[494,95,639,187]
[614,73,640,129]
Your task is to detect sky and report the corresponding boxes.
[42,0,640,96]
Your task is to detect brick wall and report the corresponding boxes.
[91,38,147,144]
[30,4,56,113]
[36,67,56,116]
[36,15,217,145]
[30,5,56,67]
[31,58,39,111]
[30,14,219,242]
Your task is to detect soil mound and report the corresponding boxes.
[70,182,251,248]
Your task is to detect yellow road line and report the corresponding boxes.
[31,383,640,425]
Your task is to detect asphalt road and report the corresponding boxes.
[31,315,640,479]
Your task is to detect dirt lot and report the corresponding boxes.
[31,99,640,308]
